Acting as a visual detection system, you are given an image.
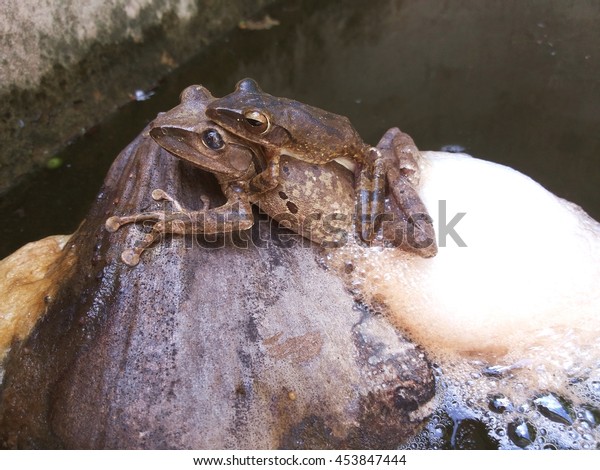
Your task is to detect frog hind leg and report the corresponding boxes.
[386,172,437,257]
[376,127,437,257]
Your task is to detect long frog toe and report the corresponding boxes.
[152,188,186,212]
[121,248,142,266]
[105,216,126,232]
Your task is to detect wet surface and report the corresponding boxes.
[1,0,599,258]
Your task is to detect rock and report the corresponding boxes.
[0,234,74,362]
[0,129,434,449]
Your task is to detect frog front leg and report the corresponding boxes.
[355,147,387,242]
[106,186,254,266]
[377,127,437,257]
[248,149,281,193]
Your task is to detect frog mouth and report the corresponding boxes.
[149,126,251,177]
[205,107,243,129]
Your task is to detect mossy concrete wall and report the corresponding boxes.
[0,0,275,193]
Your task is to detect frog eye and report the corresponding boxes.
[243,110,270,133]
[202,129,225,150]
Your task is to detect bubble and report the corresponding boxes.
[344,261,354,274]
[533,393,574,425]
[367,355,381,365]
[579,405,600,427]
[488,394,513,414]
[517,403,532,414]
[507,419,537,448]
[433,425,446,438]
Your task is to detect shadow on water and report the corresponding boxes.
[1,0,599,258]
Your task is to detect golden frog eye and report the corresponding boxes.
[243,110,270,133]
[202,128,225,150]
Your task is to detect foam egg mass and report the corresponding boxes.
[324,151,600,449]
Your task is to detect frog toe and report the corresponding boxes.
[105,216,123,232]
[121,249,141,266]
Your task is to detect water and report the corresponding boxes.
[401,359,600,449]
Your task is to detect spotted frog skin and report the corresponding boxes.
[106,85,436,265]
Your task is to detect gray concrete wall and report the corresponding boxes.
[0,0,275,193]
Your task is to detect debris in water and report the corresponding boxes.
[131,89,155,101]
[46,157,63,170]
[439,144,466,153]
[238,14,280,31]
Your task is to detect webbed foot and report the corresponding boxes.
[105,189,192,266]
[106,188,254,266]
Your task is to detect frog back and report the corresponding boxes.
[210,78,366,157]
[271,97,366,157]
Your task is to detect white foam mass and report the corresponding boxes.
[326,151,600,447]
[331,152,600,365]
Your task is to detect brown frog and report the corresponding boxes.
[106,85,436,265]
[106,85,353,265]
[205,78,424,242]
